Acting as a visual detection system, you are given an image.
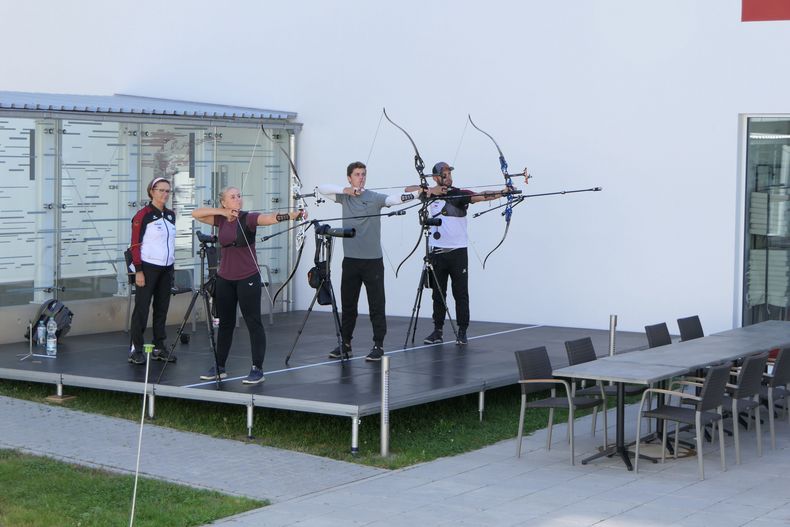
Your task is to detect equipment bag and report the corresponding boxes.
[307,262,333,306]
[124,247,135,284]
[24,299,74,344]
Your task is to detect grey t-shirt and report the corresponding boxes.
[335,190,388,259]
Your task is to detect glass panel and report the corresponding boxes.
[0,117,56,307]
[744,117,790,324]
[214,126,290,281]
[0,115,294,313]
[140,123,210,290]
[59,120,133,302]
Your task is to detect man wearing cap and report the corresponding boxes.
[407,162,514,345]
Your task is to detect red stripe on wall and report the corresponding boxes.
[742,0,790,21]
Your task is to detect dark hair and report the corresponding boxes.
[347,161,366,178]
[147,177,171,199]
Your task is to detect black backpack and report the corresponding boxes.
[24,299,74,344]
[307,262,333,306]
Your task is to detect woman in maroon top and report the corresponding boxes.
[192,186,304,384]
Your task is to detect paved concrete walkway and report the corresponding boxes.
[2,394,790,526]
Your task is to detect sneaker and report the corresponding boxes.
[328,343,352,359]
[423,329,443,344]
[365,345,384,362]
[152,347,177,363]
[456,328,468,345]
[199,366,227,380]
[128,348,145,365]
[242,366,265,385]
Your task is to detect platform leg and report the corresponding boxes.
[147,393,155,419]
[247,404,254,439]
[478,391,485,422]
[351,417,360,455]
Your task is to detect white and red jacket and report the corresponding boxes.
[130,204,176,267]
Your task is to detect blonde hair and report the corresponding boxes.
[218,186,240,208]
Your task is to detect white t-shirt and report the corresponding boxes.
[428,188,474,250]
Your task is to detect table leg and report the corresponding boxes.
[581,382,656,470]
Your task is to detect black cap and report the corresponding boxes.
[432,162,454,175]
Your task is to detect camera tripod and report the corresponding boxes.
[156,232,222,388]
[285,225,346,365]
[403,216,459,349]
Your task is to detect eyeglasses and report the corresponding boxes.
[152,188,171,194]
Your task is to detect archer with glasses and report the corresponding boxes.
[128,177,177,365]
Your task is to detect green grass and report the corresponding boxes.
[0,379,573,469]
[0,449,264,527]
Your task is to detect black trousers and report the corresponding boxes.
[214,272,266,368]
[340,257,386,347]
[430,248,469,331]
[130,262,174,351]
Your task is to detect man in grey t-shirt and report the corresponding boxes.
[317,161,416,361]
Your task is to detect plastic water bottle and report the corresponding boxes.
[46,317,57,357]
[36,319,46,348]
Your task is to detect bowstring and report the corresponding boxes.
[235,124,266,283]
[451,116,469,167]
[450,116,485,267]
[366,109,398,278]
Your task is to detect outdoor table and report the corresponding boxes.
[553,320,790,470]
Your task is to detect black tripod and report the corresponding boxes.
[403,214,458,349]
[156,231,222,388]
[285,223,350,365]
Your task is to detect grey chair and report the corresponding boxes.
[645,322,672,348]
[635,363,731,480]
[565,337,642,434]
[761,347,790,450]
[651,320,707,382]
[677,315,704,342]
[722,353,769,464]
[515,347,607,465]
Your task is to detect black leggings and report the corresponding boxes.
[130,263,173,351]
[214,272,266,368]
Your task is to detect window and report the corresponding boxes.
[0,115,293,309]
[744,117,790,325]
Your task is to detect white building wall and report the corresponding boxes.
[3,0,789,333]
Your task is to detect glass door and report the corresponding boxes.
[744,117,790,324]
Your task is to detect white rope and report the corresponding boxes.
[129,344,153,527]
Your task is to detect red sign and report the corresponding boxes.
[742,0,790,21]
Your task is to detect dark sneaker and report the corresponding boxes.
[152,347,176,363]
[328,343,352,359]
[456,328,468,345]
[199,366,227,380]
[128,349,145,365]
[423,329,443,344]
[366,345,384,362]
[242,366,265,385]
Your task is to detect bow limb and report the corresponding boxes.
[260,125,310,304]
[382,108,432,273]
[482,220,510,269]
[382,108,427,189]
[395,228,424,278]
[468,114,515,267]
[272,240,306,305]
